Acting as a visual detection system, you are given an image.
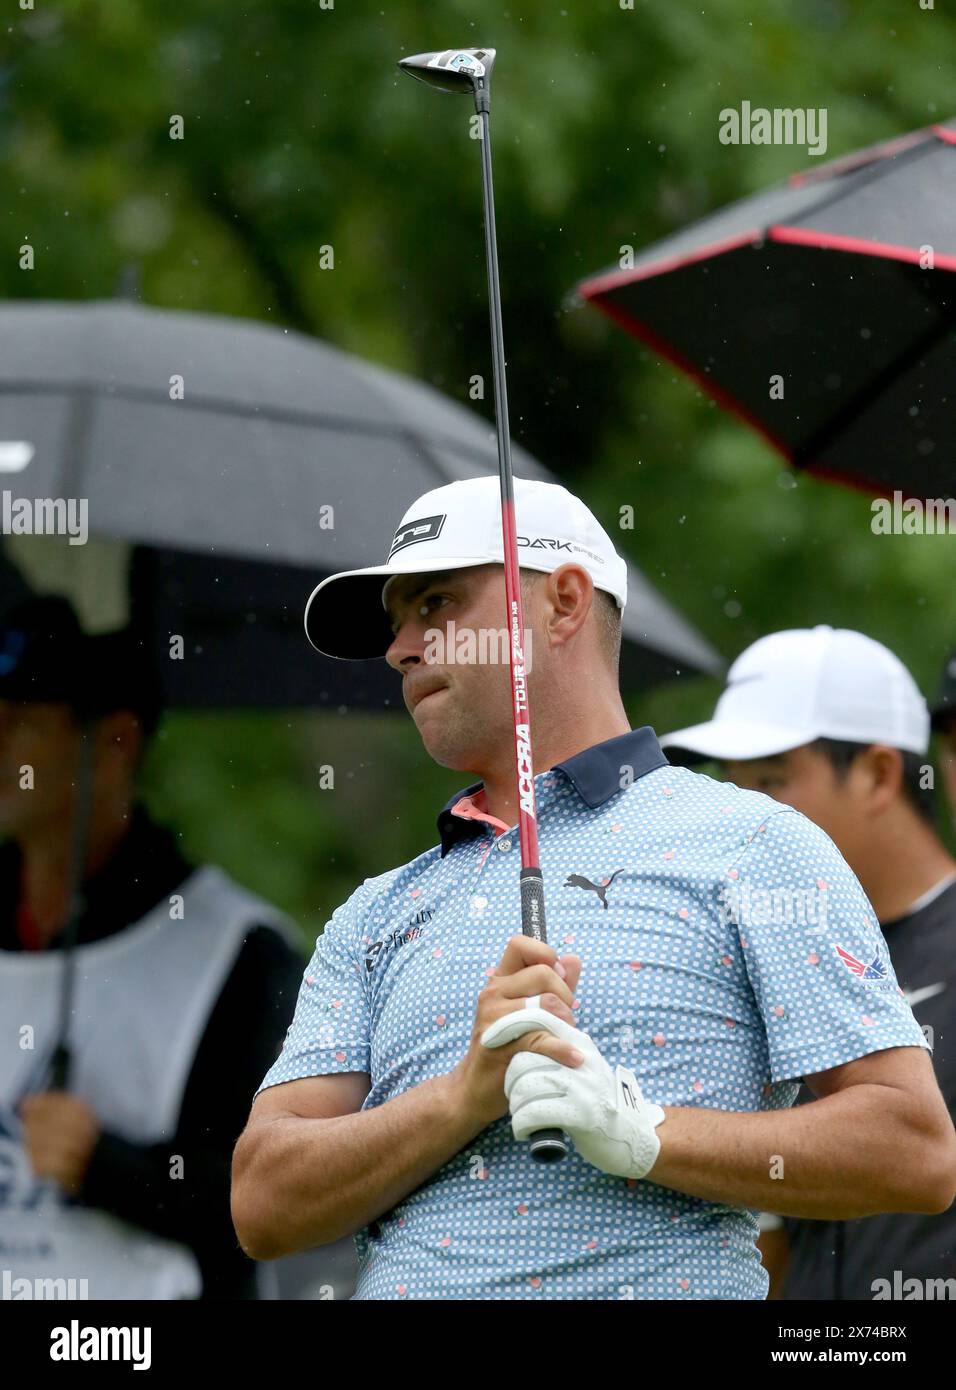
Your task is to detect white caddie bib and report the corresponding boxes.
[0,865,297,1300]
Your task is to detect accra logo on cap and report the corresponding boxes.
[389,513,446,558]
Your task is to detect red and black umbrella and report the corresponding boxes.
[578,118,956,495]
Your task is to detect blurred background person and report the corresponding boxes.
[0,595,305,1299]
[931,650,956,834]
[661,626,956,1300]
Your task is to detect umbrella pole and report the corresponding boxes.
[49,719,95,1091]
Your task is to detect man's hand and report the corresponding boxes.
[18,1092,100,1195]
[447,935,583,1129]
[482,1013,665,1179]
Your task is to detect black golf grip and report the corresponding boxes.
[519,868,569,1163]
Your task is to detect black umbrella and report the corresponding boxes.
[0,300,721,700]
[577,118,956,495]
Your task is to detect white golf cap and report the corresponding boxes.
[304,475,628,659]
[661,626,930,761]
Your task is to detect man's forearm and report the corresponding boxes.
[233,1074,486,1260]
[651,1084,944,1218]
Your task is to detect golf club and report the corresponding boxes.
[399,47,568,1164]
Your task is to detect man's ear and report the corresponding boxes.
[545,564,593,648]
[856,745,904,816]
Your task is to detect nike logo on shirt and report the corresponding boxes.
[903,982,947,1009]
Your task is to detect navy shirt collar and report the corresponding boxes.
[436,725,669,857]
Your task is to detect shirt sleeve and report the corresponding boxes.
[255,883,374,1093]
[725,808,930,1083]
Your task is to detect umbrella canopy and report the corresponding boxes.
[577,119,956,496]
[0,300,721,704]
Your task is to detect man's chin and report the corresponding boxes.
[412,713,481,773]
[417,734,474,772]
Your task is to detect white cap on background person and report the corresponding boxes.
[304,475,628,659]
[661,625,930,761]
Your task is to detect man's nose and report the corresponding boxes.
[385,619,426,673]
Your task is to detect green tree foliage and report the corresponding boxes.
[3,1,953,936]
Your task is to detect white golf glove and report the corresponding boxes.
[481,1006,665,1180]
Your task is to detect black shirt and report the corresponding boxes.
[0,806,305,1299]
[782,878,956,1300]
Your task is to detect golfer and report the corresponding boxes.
[232,476,956,1300]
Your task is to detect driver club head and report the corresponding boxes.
[398,48,496,95]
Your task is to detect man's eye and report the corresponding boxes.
[390,593,451,635]
[421,593,450,614]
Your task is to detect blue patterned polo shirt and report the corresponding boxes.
[257,727,928,1299]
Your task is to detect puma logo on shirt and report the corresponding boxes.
[564,870,625,910]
